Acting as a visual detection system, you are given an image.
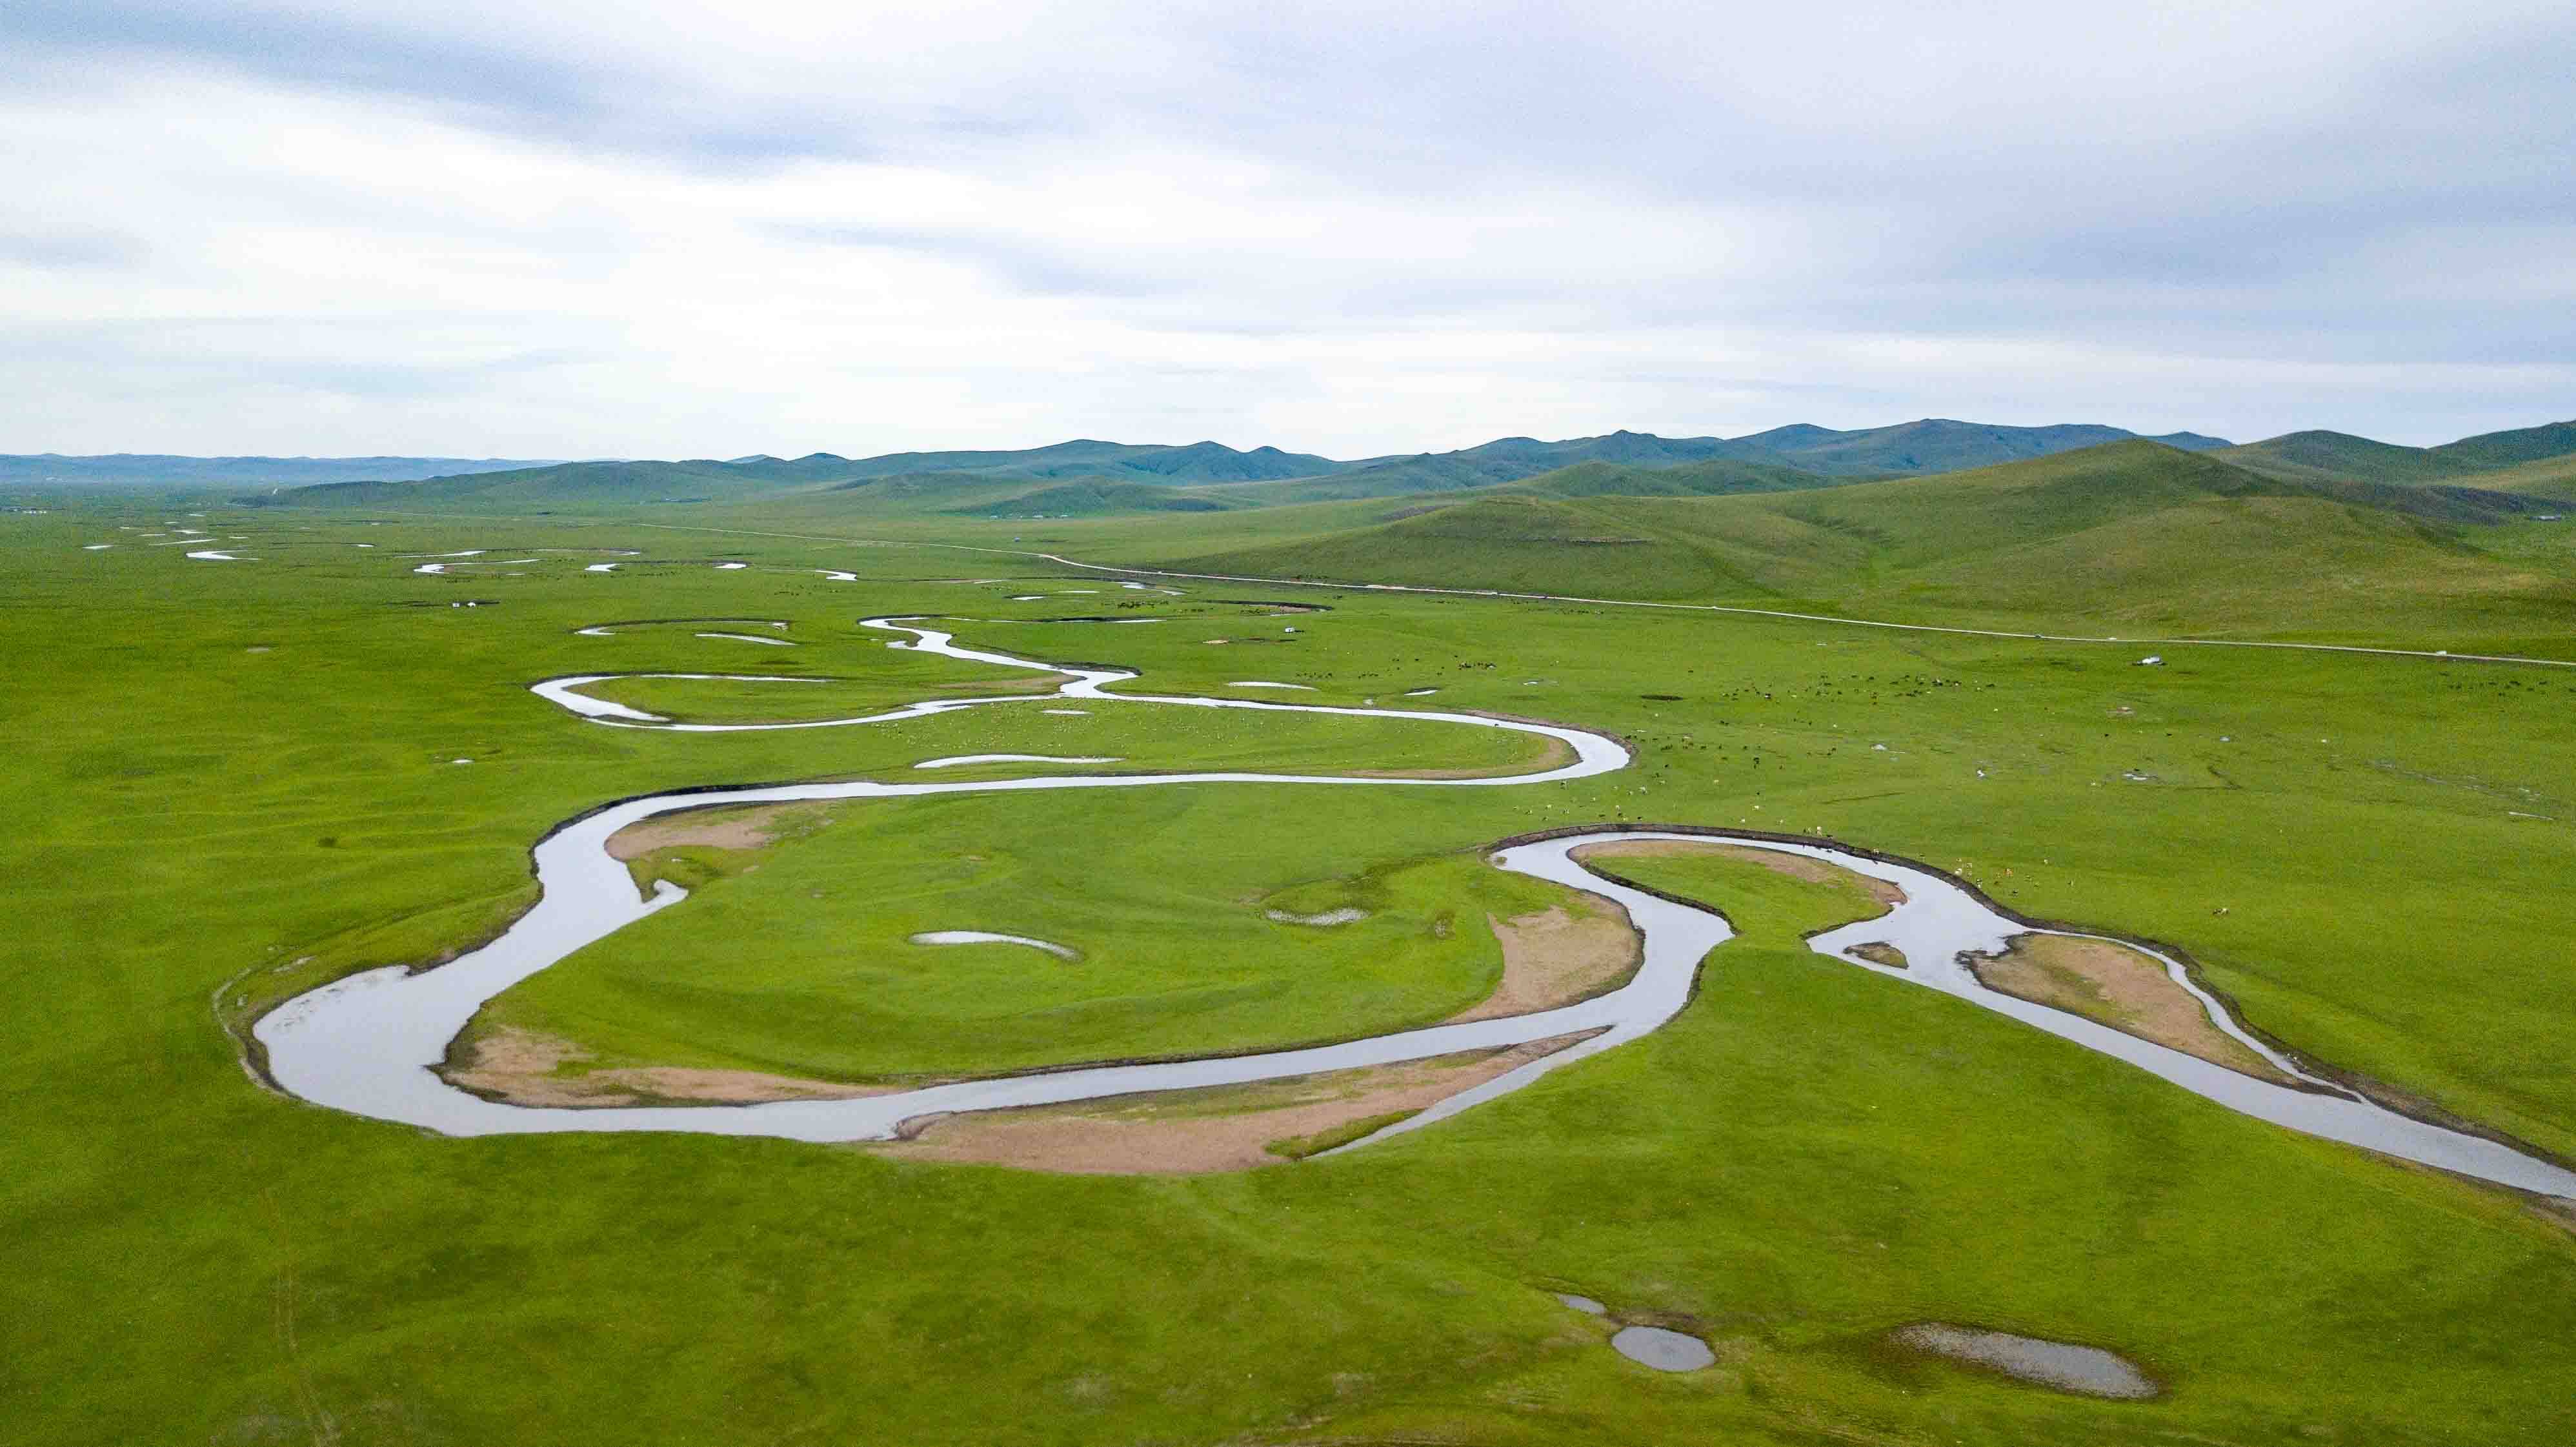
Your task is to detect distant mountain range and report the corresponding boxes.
[0,453,557,487]
[21,417,2575,523]
[1730,420,2233,474]
[221,418,2250,512]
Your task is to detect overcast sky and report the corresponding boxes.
[4,1,2570,458]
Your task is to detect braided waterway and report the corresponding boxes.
[253,618,2576,1198]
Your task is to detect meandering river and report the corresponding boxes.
[253,617,2576,1198]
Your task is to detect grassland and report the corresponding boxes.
[5,498,2575,1446]
[1127,442,2576,647]
[496,814,1583,1082]
[566,440,2576,661]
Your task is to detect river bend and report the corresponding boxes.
[252,617,2576,1198]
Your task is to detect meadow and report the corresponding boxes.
[5,498,2573,1446]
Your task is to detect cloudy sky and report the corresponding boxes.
[5,1,2570,458]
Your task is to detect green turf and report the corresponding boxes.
[492,809,1580,1080]
[6,499,2575,1445]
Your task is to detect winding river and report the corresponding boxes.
[254,617,2576,1199]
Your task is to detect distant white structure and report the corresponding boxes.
[2135,654,2163,666]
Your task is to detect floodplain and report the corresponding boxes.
[6,498,2575,1446]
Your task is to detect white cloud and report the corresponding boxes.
[2,1,2569,454]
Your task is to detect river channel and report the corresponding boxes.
[252,616,2576,1199]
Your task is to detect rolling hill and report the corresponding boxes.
[1498,456,1857,500]
[2422,420,2576,472]
[818,439,1349,483]
[1141,440,2576,639]
[2450,453,2576,501]
[914,476,1235,517]
[1725,419,2231,476]
[265,458,811,510]
[1192,421,2238,498]
[248,418,2262,512]
[2218,420,2576,489]
[2214,431,2475,487]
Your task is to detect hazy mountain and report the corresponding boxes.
[245,419,2259,511]
[263,459,790,509]
[223,416,2313,515]
[2,453,559,489]
[824,440,1348,484]
[1722,420,2234,476]
[1498,456,1851,500]
[1188,430,1815,503]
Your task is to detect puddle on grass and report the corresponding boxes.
[1554,1293,1607,1315]
[1265,907,1367,926]
[1612,1326,1715,1371]
[910,930,1080,961]
[914,753,1122,770]
[1892,1323,2157,1399]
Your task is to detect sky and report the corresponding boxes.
[4,0,2571,459]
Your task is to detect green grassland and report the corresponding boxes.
[2462,452,2576,501]
[1132,442,2576,645]
[577,438,2576,658]
[493,814,1585,1081]
[6,499,2576,1445]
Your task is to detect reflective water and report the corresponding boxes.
[1611,1326,1714,1371]
[910,931,1079,961]
[1894,1323,2157,1399]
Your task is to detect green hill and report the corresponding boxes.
[1148,440,2575,638]
[265,459,765,509]
[932,478,1235,517]
[1730,418,2232,476]
[1155,492,1762,600]
[1182,430,1806,503]
[258,458,814,510]
[824,439,1347,483]
[2219,420,2576,487]
[2215,430,2473,486]
[244,416,2571,525]
[2425,420,2576,472]
[2449,453,2576,502]
[1500,456,1858,499]
[1196,452,1530,505]
[247,419,2282,514]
